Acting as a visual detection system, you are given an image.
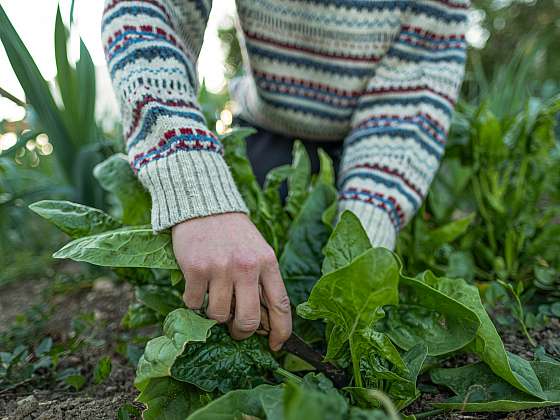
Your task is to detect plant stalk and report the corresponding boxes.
[283,334,350,388]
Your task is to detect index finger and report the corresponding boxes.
[261,262,292,351]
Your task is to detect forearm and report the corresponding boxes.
[102,0,246,230]
[338,0,471,249]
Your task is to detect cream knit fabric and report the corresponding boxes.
[102,0,470,249]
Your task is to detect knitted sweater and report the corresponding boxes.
[102,0,470,250]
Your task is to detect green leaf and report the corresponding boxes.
[93,154,151,225]
[29,200,122,238]
[54,6,78,137]
[416,273,545,399]
[93,356,112,385]
[431,361,560,412]
[285,140,311,218]
[171,326,278,393]
[122,303,160,329]
[378,272,480,356]
[322,211,371,275]
[116,403,142,420]
[317,148,335,187]
[221,127,261,214]
[135,309,216,389]
[424,213,474,247]
[280,182,337,304]
[137,377,210,420]
[136,285,183,316]
[65,374,86,391]
[0,4,76,179]
[297,248,399,363]
[187,384,283,420]
[283,377,348,420]
[53,227,178,269]
[76,38,97,145]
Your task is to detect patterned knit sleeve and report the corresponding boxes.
[102,0,247,231]
[338,0,470,250]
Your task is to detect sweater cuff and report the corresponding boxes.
[338,199,397,250]
[136,150,248,231]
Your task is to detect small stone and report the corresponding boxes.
[92,277,115,293]
[15,395,38,418]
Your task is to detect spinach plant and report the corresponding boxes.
[32,128,560,418]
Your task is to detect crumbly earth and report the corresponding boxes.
[0,272,143,420]
[1,273,559,419]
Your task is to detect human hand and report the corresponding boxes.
[172,212,292,351]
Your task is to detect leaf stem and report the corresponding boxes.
[275,367,303,385]
[0,86,26,107]
[414,408,446,418]
[362,389,400,420]
[497,280,536,347]
[283,334,350,388]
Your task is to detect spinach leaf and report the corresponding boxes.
[378,272,480,356]
[135,309,216,389]
[29,200,122,238]
[280,182,337,305]
[417,272,545,399]
[431,361,560,412]
[322,211,371,275]
[93,154,151,225]
[171,326,278,393]
[135,285,183,316]
[53,227,178,270]
[316,148,335,187]
[285,140,311,218]
[297,248,399,369]
[137,377,211,420]
[122,303,160,329]
[283,376,348,420]
[187,384,283,420]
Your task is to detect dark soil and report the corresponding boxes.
[0,273,143,420]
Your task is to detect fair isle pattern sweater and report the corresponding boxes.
[102,0,470,250]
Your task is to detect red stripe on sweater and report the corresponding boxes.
[344,162,425,198]
[401,24,466,41]
[105,25,192,62]
[253,70,362,97]
[432,0,470,10]
[126,95,201,139]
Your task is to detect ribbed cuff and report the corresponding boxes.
[137,151,248,231]
[338,200,397,250]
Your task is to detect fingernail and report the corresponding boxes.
[271,342,283,352]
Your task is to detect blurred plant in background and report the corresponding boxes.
[0,5,119,284]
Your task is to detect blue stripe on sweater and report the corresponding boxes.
[364,115,447,139]
[108,36,187,64]
[246,43,375,78]
[102,6,168,31]
[254,75,358,101]
[110,45,196,87]
[127,107,206,150]
[346,126,443,159]
[281,1,468,23]
[358,96,453,118]
[340,171,420,210]
[259,94,352,121]
[388,46,466,64]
